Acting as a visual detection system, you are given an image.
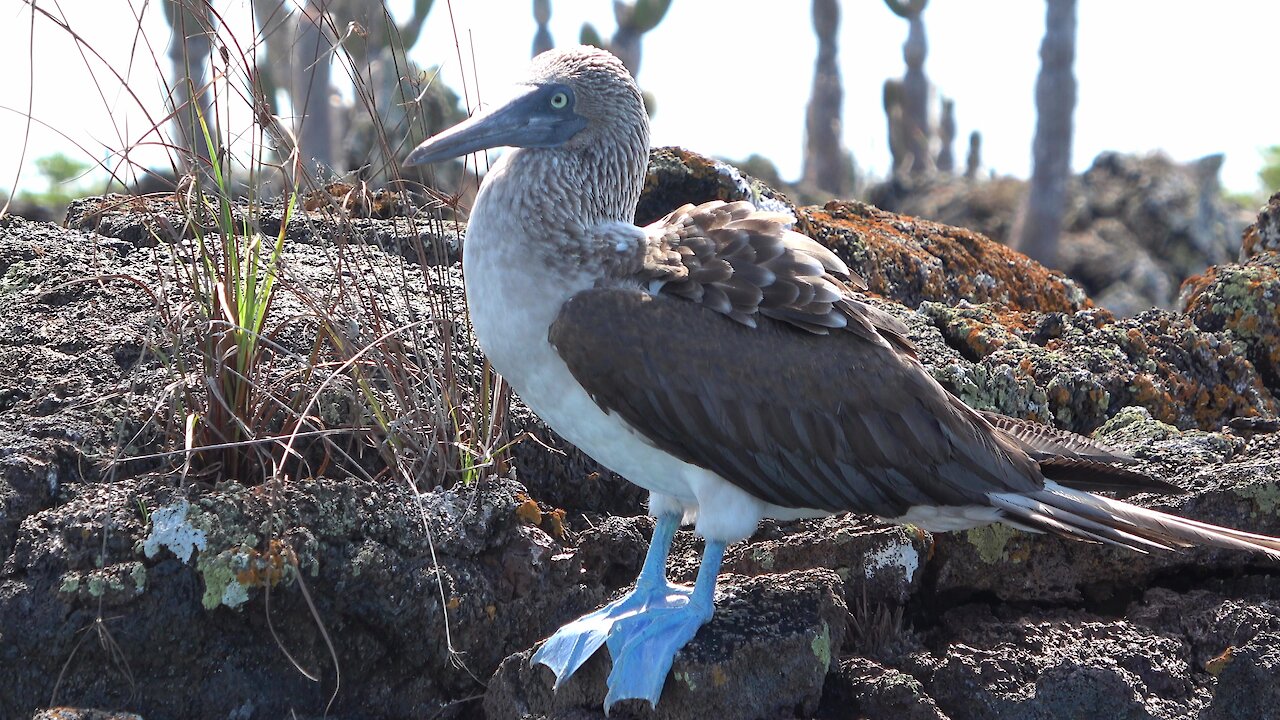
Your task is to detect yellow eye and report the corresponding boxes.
[550,92,569,109]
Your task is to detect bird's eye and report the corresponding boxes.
[550,91,569,109]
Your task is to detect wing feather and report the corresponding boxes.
[976,410,1183,495]
[549,287,1045,515]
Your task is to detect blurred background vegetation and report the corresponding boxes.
[2,0,1279,265]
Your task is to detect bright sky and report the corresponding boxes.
[2,1,1276,197]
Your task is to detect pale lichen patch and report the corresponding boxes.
[143,500,207,564]
[967,523,1021,564]
[810,621,832,671]
[863,539,921,583]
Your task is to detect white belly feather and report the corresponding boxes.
[463,225,697,505]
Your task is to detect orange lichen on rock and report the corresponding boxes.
[515,494,543,526]
[301,181,411,219]
[233,538,288,588]
[1128,373,1177,425]
[1182,251,1280,396]
[924,300,1273,433]
[542,507,567,539]
[797,200,1089,313]
[1239,190,1280,261]
[1124,328,1148,354]
[513,492,567,540]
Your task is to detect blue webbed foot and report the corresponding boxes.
[532,513,727,712]
[601,592,714,710]
[531,578,692,687]
[602,537,726,710]
[532,513,683,687]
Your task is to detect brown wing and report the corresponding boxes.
[978,411,1182,495]
[549,287,1046,516]
[979,411,1137,463]
[640,200,915,354]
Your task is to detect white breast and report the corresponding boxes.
[462,201,701,507]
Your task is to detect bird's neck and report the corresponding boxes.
[464,143,647,279]
[476,142,647,233]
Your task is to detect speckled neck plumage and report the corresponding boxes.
[471,46,650,274]
[472,136,649,277]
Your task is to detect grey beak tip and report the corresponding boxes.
[404,146,438,166]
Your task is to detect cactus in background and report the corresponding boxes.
[163,0,219,170]
[248,0,438,178]
[330,0,433,62]
[249,1,285,123]
[1014,0,1077,266]
[966,131,982,179]
[250,0,332,171]
[329,0,437,177]
[579,22,605,48]
[579,0,672,77]
[802,0,855,197]
[883,79,907,176]
[533,0,554,56]
[885,0,931,177]
[936,97,955,173]
[293,1,335,171]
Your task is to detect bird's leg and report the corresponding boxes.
[634,511,680,591]
[532,512,685,687]
[602,537,726,710]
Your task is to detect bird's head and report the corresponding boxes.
[405,45,649,166]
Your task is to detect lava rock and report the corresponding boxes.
[32,710,145,720]
[818,657,949,720]
[1240,191,1280,261]
[1204,630,1280,720]
[1182,235,1280,396]
[865,150,1251,315]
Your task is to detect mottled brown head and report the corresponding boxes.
[526,45,649,159]
[405,45,650,225]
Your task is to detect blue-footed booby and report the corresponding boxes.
[406,46,1280,710]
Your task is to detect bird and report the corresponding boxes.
[405,45,1280,710]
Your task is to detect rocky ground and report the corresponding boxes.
[1,153,1279,720]
[868,151,1255,317]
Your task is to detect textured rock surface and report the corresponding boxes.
[818,657,949,720]
[1240,191,1280,261]
[868,151,1251,316]
[0,207,566,719]
[5,466,584,718]
[637,147,798,226]
[2,154,1279,720]
[914,303,1276,434]
[920,611,1208,718]
[1182,196,1280,396]
[929,411,1280,604]
[798,200,1088,314]
[31,710,145,720]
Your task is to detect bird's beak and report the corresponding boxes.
[404,84,587,165]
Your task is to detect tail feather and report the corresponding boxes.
[989,492,1179,553]
[989,481,1280,560]
[979,410,1138,464]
